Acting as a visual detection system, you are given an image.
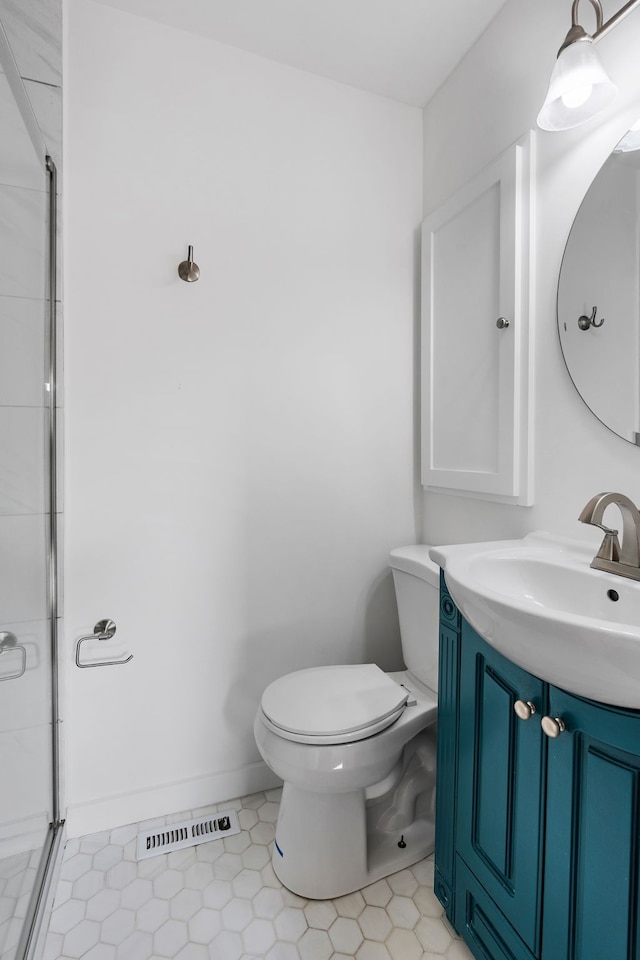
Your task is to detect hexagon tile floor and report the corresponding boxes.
[42,788,474,960]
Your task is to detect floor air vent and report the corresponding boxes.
[136,810,241,860]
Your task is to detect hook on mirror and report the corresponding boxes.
[577,306,605,330]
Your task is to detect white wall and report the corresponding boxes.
[64,0,422,835]
[422,0,640,548]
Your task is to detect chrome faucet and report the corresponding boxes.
[579,492,640,580]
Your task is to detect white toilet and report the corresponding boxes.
[253,545,440,899]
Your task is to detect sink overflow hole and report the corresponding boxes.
[607,589,620,602]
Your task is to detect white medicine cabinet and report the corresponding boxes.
[421,133,534,505]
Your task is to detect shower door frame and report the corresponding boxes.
[0,18,64,960]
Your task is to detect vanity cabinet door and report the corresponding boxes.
[542,687,640,960]
[456,623,545,954]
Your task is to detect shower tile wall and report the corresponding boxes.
[0,87,50,842]
[0,0,62,87]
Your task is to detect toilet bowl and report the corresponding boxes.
[253,545,439,900]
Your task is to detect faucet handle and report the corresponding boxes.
[594,526,621,563]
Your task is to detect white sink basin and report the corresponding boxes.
[430,532,640,709]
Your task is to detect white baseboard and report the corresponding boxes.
[64,761,281,838]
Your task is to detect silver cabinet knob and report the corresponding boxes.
[514,700,537,720]
[496,317,510,329]
[541,716,566,738]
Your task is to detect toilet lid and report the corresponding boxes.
[261,664,409,739]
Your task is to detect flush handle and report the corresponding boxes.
[514,700,537,720]
[541,716,566,738]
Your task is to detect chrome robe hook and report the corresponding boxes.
[577,306,605,330]
[178,245,200,282]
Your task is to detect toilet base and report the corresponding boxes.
[273,784,369,900]
[271,732,436,899]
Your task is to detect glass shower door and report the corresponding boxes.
[0,32,58,960]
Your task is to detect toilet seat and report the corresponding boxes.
[260,664,409,745]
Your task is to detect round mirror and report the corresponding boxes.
[558,118,640,445]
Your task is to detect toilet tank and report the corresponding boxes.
[389,545,441,692]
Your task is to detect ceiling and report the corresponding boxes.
[94,0,511,107]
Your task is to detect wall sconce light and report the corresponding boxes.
[537,0,640,131]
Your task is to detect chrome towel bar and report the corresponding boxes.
[75,619,133,668]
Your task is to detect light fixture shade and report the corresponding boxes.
[537,37,617,131]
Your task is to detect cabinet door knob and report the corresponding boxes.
[541,716,566,738]
[496,316,510,329]
[514,700,536,720]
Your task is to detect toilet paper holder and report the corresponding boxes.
[75,619,133,668]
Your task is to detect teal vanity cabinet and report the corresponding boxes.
[456,621,545,957]
[436,577,640,960]
[542,687,640,960]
